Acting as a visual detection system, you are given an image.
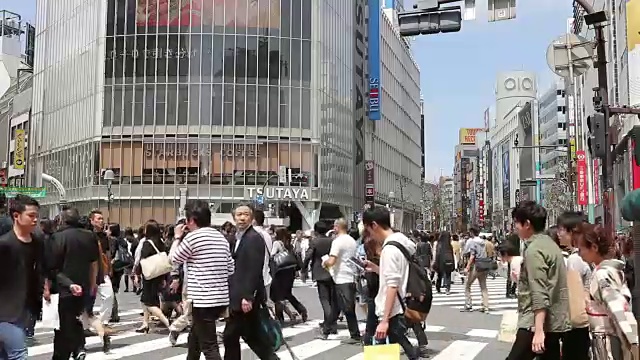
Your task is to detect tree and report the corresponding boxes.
[422,181,449,231]
[542,158,572,220]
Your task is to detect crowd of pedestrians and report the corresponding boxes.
[0,190,639,360]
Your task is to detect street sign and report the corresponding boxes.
[0,186,47,198]
[546,33,593,78]
[256,194,264,204]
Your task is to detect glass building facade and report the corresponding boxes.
[30,0,358,227]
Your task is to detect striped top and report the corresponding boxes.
[169,227,234,308]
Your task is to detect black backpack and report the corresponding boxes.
[385,241,433,323]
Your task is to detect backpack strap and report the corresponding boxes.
[383,240,411,313]
[384,240,412,261]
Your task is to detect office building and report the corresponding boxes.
[489,71,537,231]
[538,80,568,203]
[0,11,34,187]
[28,0,423,228]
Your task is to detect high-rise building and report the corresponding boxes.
[0,11,34,188]
[538,80,568,203]
[28,1,423,228]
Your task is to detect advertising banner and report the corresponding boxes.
[368,0,381,120]
[593,158,600,205]
[135,0,281,28]
[484,108,490,131]
[459,128,484,145]
[14,129,25,170]
[577,150,588,205]
[502,143,510,209]
[365,160,375,205]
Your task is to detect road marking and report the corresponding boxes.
[430,340,488,359]
[465,329,499,338]
[28,331,142,357]
[35,309,142,329]
[34,320,140,336]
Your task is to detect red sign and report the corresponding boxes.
[593,158,599,205]
[0,168,6,187]
[577,150,588,205]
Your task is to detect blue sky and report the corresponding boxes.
[412,0,572,180]
[7,0,572,181]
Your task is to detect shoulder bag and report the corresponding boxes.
[140,240,173,280]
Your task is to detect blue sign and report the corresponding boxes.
[256,194,264,204]
[368,0,382,121]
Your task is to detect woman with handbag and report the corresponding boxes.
[270,227,308,324]
[135,220,171,333]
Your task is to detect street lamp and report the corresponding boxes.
[103,169,115,223]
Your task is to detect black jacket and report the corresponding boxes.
[47,226,101,298]
[0,230,46,322]
[229,226,266,311]
[303,236,333,282]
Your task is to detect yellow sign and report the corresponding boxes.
[628,0,639,51]
[459,128,483,145]
[14,129,25,170]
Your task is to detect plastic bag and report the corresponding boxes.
[497,309,518,343]
[41,294,60,330]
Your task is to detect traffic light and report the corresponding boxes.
[588,113,607,159]
[398,7,462,36]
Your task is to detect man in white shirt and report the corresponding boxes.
[322,218,360,343]
[362,207,421,360]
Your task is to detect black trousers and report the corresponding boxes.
[187,306,226,360]
[335,283,360,339]
[223,307,278,360]
[561,327,590,360]
[506,264,517,296]
[52,296,85,360]
[316,279,339,335]
[506,328,563,360]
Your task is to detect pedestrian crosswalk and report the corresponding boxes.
[29,311,507,359]
[432,276,517,316]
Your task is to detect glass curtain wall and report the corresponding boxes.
[96,0,314,226]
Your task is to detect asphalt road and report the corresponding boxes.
[29,279,513,359]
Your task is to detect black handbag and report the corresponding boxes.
[271,250,300,273]
[474,257,498,272]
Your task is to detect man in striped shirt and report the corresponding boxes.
[170,200,234,360]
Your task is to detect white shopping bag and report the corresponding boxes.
[498,309,518,343]
[451,270,461,284]
[41,294,60,330]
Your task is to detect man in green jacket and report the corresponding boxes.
[506,201,571,360]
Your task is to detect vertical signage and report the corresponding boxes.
[502,143,510,209]
[365,160,375,205]
[593,158,600,205]
[483,108,490,131]
[14,129,25,170]
[576,150,588,205]
[353,0,367,207]
[368,0,381,120]
[0,168,6,187]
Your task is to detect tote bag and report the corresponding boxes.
[140,240,173,280]
[497,309,519,343]
[363,338,401,360]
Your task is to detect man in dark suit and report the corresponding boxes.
[0,195,45,360]
[303,221,338,339]
[223,203,278,360]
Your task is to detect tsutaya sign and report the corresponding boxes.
[247,187,309,200]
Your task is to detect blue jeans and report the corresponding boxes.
[0,314,28,360]
[363,296,378,344]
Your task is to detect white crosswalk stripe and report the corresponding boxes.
[432,276,517,315]
[29,313,505,359]
[292,278,316,288]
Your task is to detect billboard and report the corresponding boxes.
[502,142,510,209]
[14,129,25,170]
[135,0,281,28]
[628,0,639,51]
[368,0,381,120]
[459,128,483,144]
